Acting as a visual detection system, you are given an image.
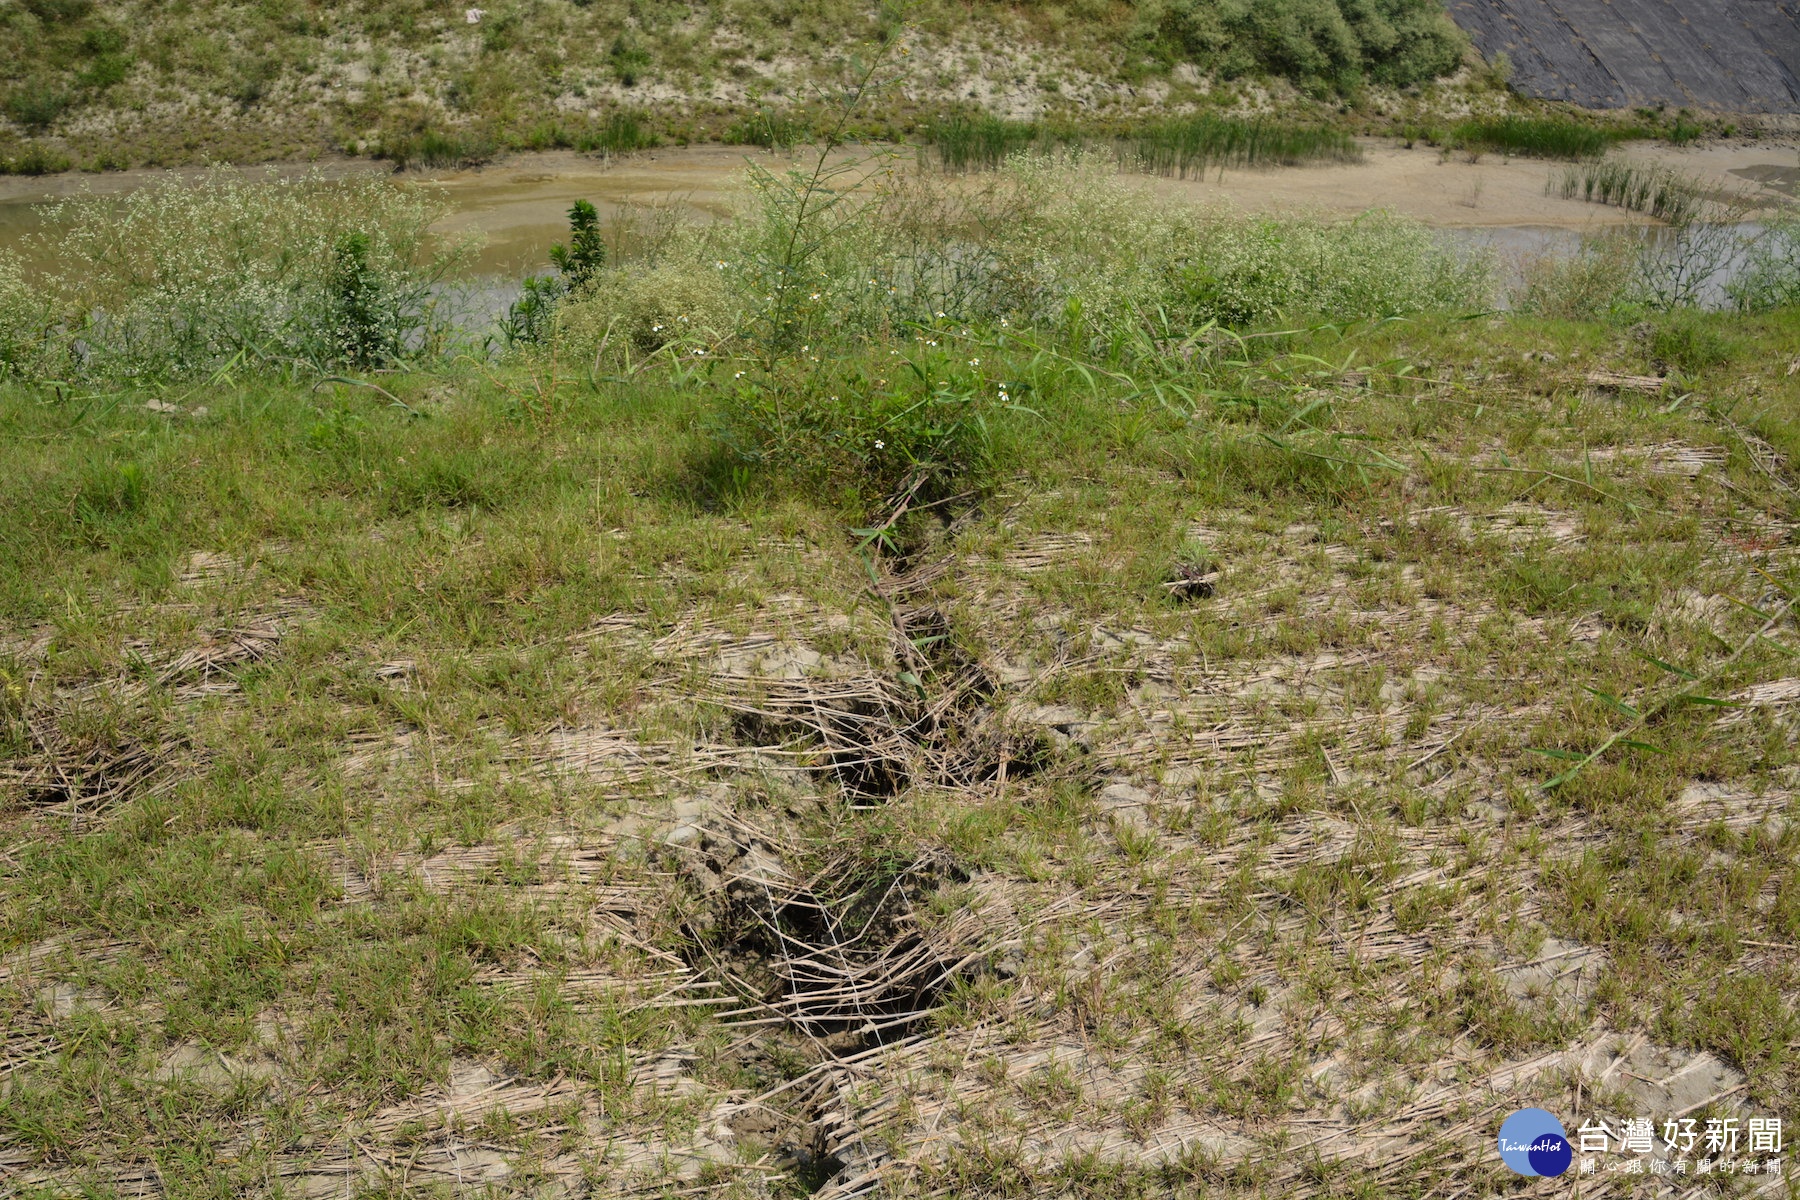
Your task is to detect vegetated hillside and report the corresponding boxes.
[0,0,1473,170]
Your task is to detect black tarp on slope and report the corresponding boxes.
[1446,0,1800,111]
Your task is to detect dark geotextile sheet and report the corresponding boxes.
[1446,0,1800,111]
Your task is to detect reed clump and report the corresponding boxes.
[1552,159,1704,225]
[1127,115,1360,178]
[723,108,809,151]
[922,114,1086,173]
[924,114,1358,177]
[378,111,657,170]
[1451,115,1615,160]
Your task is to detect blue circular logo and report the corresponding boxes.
[1498,1108,1572,1177]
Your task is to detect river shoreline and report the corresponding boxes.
[3,137,1794,279]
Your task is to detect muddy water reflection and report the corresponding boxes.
[422,147,765,276]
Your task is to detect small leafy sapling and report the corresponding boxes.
[549,200,606,291]
[504,200,607,347]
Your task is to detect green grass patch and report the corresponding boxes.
[1450,115,1617,159]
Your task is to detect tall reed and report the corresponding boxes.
[923,113,1359,176]
[1452,116,1614,160]
[923,114,1084,172]
[1127,115,1360,178]
[1552,160,1703,225]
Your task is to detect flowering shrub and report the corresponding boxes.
[1168,208,1487,327]
[1729,210,1800,312]
[554,240,744,359]
[30,168,468,380]
[1513,232,1641,320]
[0,249,51,378]
[708,341,1015,504]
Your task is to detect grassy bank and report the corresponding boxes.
[2,157,1798,1196]
[3,301,1798,1198]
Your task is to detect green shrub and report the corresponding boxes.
[24,0,95,22]
[554,236,742,358]
[608,35,651,86]
[1154,0,1464,91]
[78,24,125,54]
[4,85,72,132]
[548,200,606,290]
[0,142,74,175]
[501,200,612,348]
[327,232,403,368]
[709,353,1007,506]
[228,55,280,107]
